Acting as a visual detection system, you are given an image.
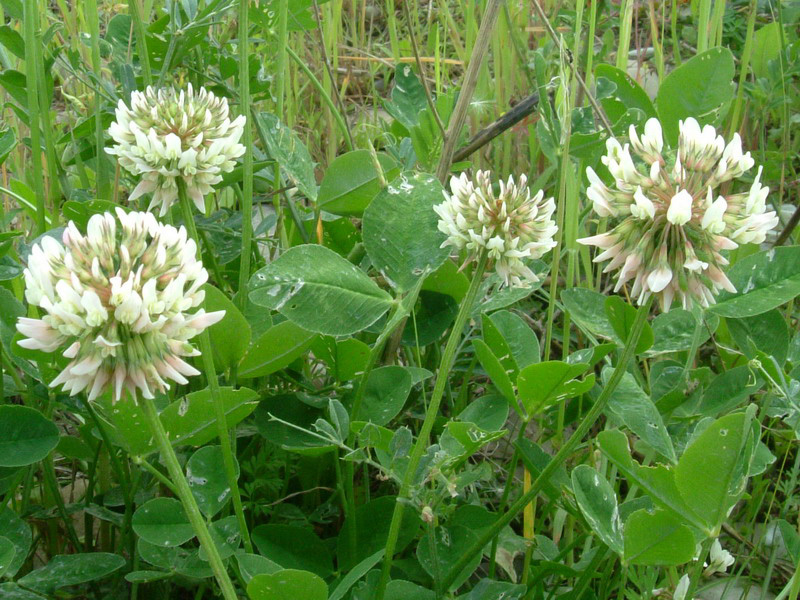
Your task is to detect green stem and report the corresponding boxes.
[129,0,153,86]
[438,295,654,591]
[135,455,179,496]
[272,0,289,250]
[139,396,239,600]
[85,0,108,199]
[375,253,488,600]
[23,0,46,234]
[236,0,254,313]
[177,180,253,553]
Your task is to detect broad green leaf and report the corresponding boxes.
[571,465,624,555]
[200,515,241,561]
[136,538,212,578]
[337,496,420,571]
[17,553,126,594]
[598,430,708,532]
[362,172,450,292]
[252,525,333,578]
[727,309,789,365]
[649,309,709,355]
[236,553,282,584]
[516,361,594,417]
[239,320,316,378]
[0,584,47,599]
[473,339,516,406]
[124,571,173,584]
[386,580,435,600]
[400,290,458,346]
[674,412,750,533]
[655,48,735,145]
[489,310,540,368]
[95,395,154,456]
[482,314,517,375]
[698,365,762,417]
[0,508,31,578]
[458,579,527,600]
[0,536,15,578]
[360,366,412,426]
[161,386,259,448]
[385,64,428,129]
[595,64,658,122]
[203,284,251,371]
[605,295,654,354]
[751,22,782,78]
[457,395,509,432]
[561,288,617,340]
[417,525,481,592]
[318,150,400,216]
[440,421,507,465]
[247,569,328,600]
[603,369,676,463]
[187,445,240,518]
[255,113,317,201]
[249,245,393,336]
[61,200,121,230]
[255,394,335,456]
[623,509,695,566]
[711,247,800,318]
[0,405,59,467]
[422,258,469,302]
[132,498,194,547]
[515,438,572,505]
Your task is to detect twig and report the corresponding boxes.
[453,92,540,163]
[436,0,505,183]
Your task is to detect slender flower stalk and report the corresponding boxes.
[17,210,224,402]
[375,253,488,600]
[579,117,779,311]
[139,394,239,600]
[176,180,253,553]
[107,85,246,216]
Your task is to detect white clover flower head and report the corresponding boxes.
[579,117,779,311]
[106,84,246,216]
[703,539,735,576]
[16,209,224,402]
[434,170,558,288]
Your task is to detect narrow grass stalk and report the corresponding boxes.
[616,0,634,71]
[696,0,712,53]
[286,47,353,151]
[129,0,153,86]
[236,0,254,314]
[375,253,488,600]
[178,181,252,553]
[670,0,682,66]
[23,0,46,234]
[272,0,289,251]
[728,0,757,136]
[435,0,503,183]
[85,0,108,199]
[139,395,238,600]
[439,295,654,591]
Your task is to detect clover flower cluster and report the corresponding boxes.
[16,210,224,402]
[434,170,558,287]
[107,84,245,216]
[579,117,779,311]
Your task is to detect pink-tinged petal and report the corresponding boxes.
[577,233,618,248]
[166,355,201,377]
[87,369,110,401]
[113,365,127,403]
[185,309,225,331]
